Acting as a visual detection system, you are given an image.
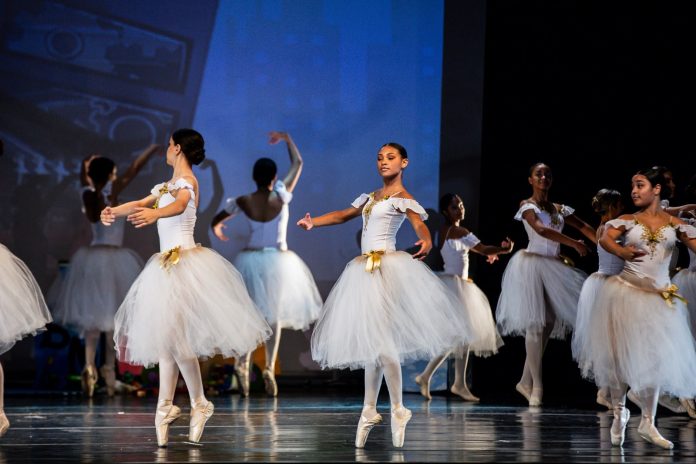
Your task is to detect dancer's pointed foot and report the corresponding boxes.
[262,368,278,397]
[235,364,250,397]
[610,404,630,447]
[81,365,98,398]
[637,416,673,449]
[658,393,686,413]
[155,400,181,447]
[529,387,543,407]
[450,383,480,402]
[679,398,696,419]
[100,365,117,397]
[626,389,641,409]
[355,411,383,448]
[189,400,214,443]
[596,389,612,409]
[390,405,412,448]
[516,382,532,403]
[0,411,9,437]
[414,375,431,400]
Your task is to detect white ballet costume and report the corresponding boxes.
[114,178,271,367]
[311,192,473,448]
[496,203,588,339]
[574,217,696,448]
[224,180,322,331]
[672,218,696,334]
[52,184,143,334]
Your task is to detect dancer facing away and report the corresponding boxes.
[102,129,271,447]
[211,132,322,397]
[297,143,473,448]
[571,189,627,410]
[53,145,159,397]
[415,193,513,402]
[575,168,696,449]
[496,162,596,407]
[1,141,53,437]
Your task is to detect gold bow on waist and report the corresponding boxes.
[160,246,181,270]
[660,283,688,307]
[363,250,385,273]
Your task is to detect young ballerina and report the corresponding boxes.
[1,142,53,436]
[496,162,596,407]
[297,143,473,449]
[571,189,626,410]
[102,129,271,446]
[211,132,322,397]
[53,145,159,397]
[575,168,696,449]
[414,193,512,402]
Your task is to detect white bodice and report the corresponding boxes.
[515,202,575,257]
[440,231,480,279]
[152,179,197,252]
[352,193,427,254]
[91,218,125,246]
[606,217,696,288]
[597,242,624,275]
[685,219,696,272]
[224,181,292,251]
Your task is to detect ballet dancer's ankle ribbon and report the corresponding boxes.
[363,250,385,273]
[160,246,181,270]
[660,283,687,307]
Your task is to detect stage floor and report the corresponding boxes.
[1,392,695,462]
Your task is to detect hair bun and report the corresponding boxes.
[189,148,206,165]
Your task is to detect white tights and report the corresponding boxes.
[0,362,4,412]
[363,356,403,418]
[519,312,556,396]
[158,353,207,407]
[84,330,115,371]
[419,346,472,390]
[238,322,282,372]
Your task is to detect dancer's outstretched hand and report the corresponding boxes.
[100,206,115,226]
[486,255,499,264]
[412,238,431,260]
[297,213,314,230]
[502,237,514,253]
[269,131,289,145]
[128,207,158,228]
[213,222,229,241]
[572,239,591,257]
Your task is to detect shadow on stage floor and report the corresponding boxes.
[1,389,695,462]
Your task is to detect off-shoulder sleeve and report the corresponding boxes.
[150,182,166,197]
[171,178,195,200]
[559,205,575,217]
[460,232,481,248]
[514,203,541,221]
[676,223,696,239]
[392,198,428,220]
[223,197,241,215]
[273,180,293,204]
[351,193,370,208]
[606,218,635,230]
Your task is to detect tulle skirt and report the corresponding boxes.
[52,245,143,333]
[673,268,696,334]
[571,272,612,366]
[496,250,587,339]
[311,251,474,370]
[574,272,696,397]
[0,244,51,354]
[439,274,503,357]
[234,249,322,330]
[114,246,271,367]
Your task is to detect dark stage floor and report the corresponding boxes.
[1,392,695,462]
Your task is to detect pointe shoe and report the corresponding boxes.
[610,404,630,447]
[235,364,250,397]
[390,406,412,448]
[450,384,480,402]
[414,375,432,400]
[189,400,214,443]
[516,382,532,403]
[0,411,9,437]
[262,368,278,397]
[626,389,641,409]
[679,398,696,419]
[155,400,182,447]
[596,390,612,409]
[637,416,673,449]
[99,365,117,397]
[355,412,383,448]
[658,393,686,413]
[529,388,543,407]
[81,365,98,398]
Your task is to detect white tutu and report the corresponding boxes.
[571,272,612,366]
[311,251,474,370]
[574,273,696,397]
[439,274,503,357]
[114,246,271,367]
[52,245,143,333]
[673,269,696,334]
[496,250,587,339]
[234,249,322,330]
[0,244,52,354]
